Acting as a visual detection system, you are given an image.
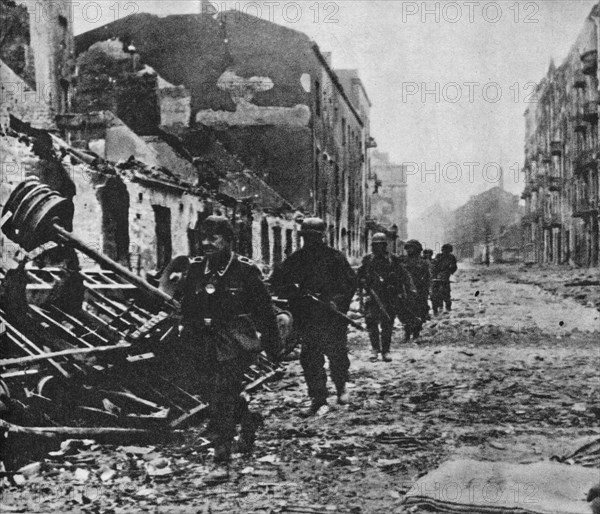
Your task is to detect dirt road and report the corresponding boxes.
[2,265,599,513]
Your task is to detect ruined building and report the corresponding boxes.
[74,11,376,257]
[366,150,408,251]
[521,5,599,266]
[1,0,74,128]
[1,0,299,273]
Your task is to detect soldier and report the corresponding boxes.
[269,217,356,416]
[357,233,415,362]
[431,243,458,314]
[403,240,430,340]
[422,249,435,320]
[179,216,281,484]
[422,249,434,271]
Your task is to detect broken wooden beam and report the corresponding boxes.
[0,419,181,444]
[0,343,132,368]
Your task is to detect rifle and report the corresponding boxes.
[361,283,392,324]
[374,271,422,324]
[293,284,367,331]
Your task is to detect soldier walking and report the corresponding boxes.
[357,233,415,362]
[179,216,281,484]
[403,240,430,340]
[269,218,356,416]
[422,249,435,319]
[431,243,458,313]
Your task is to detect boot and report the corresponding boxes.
[382,352,392,362]
[302,398,328,417]
[337,385,350,405]
[203,463,230,485]
[237,412,262,454]
[369,349,379,362]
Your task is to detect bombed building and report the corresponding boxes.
[73,10,376,257]
[521,5,599,267]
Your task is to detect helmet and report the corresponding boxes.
[405,239,423,252]
[299,217,326,235]
[201,215,235,241]
[442,243,453,253]
[371,232,387,245]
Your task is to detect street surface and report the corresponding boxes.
[2,264,599,513]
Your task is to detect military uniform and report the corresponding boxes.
[180,252,281,463]
[431,247,458,313]
[357,251,414,358]
[269,230,356,410]
[404,255,431,322]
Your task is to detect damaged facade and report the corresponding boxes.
[367,150,409,250]
[73,10,378,258]
[521,5,599,267]
[2,0,303,272]
[0,0,74,128]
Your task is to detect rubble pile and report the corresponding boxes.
[507,265,600,311]
[0,176,285,435]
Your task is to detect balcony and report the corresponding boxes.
[574,70,587,89]
[529,177,542,191]
[573,149,597,174]
[522,212,541,224]
[581,50,598,76]
[547,176,563,192]
[542,212,561,228]
[365,136,377,149]
[571,113,587,132]
[573,197,599,218]
[582,100,598,123]
[550,141,563,156]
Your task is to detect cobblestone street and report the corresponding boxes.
[3,264,598,513]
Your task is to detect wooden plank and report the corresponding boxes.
[170,403,209,428]
[0,343,131,367]
[50,306,109,346]
[0,419,175,443]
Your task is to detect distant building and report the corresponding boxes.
[446,187,522,262]
[521,5,599,266]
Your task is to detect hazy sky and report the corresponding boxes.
[71,0,598,223]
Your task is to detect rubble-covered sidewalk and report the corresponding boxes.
[1,264,598,513]
[506,264,600,311]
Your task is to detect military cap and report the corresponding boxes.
[201,215,234,241]
[371,232,388,244]
[299,217,326,235]
[404,239,423,252]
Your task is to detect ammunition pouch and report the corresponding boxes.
[219,314,262,353]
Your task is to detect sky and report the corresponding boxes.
[71,0,598,226]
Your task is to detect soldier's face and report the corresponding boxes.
[372,243,387,256]
[202,233,230,257]
[302,233,323,248]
